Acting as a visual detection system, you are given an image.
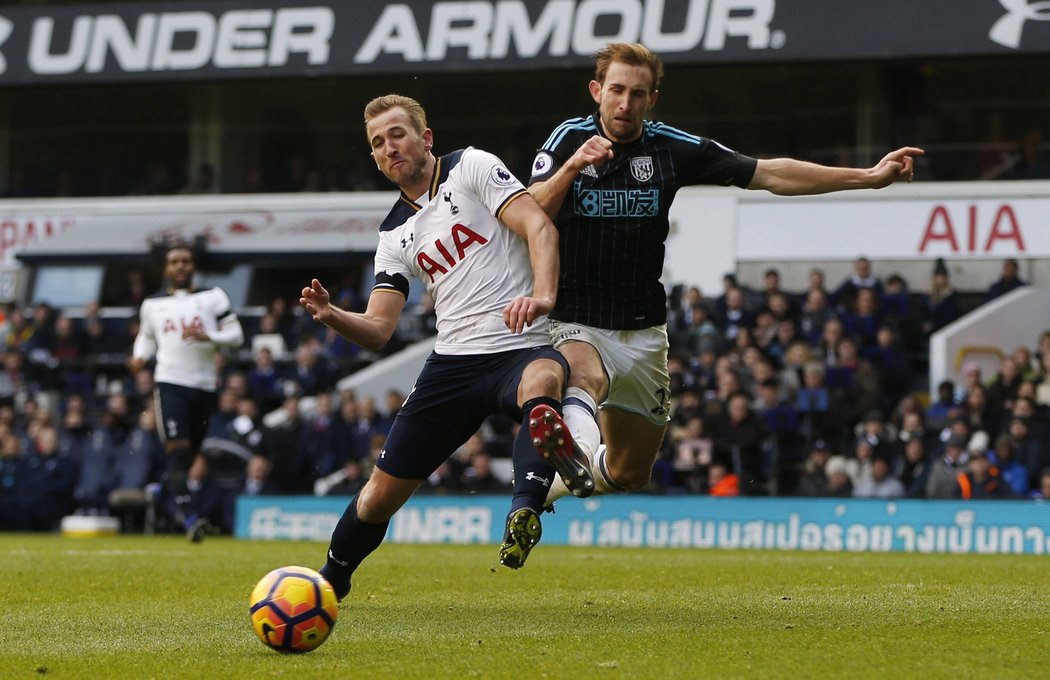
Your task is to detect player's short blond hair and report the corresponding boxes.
[363,94,428,137]
[594,43,664,92]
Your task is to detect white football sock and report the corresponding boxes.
[562,387,600,458]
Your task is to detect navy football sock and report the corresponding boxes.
[511,397,562,513]
[321,495,389,597]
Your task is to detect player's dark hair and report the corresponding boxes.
[148,235,208,267]
[594,43,663,91]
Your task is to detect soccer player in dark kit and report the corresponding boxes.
[530,42,924,502]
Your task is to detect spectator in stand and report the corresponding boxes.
[3,308,34,351]
[853,454,905,498]
[990,432,1029,496]
[926,433,968,498]
[796,439,832,497]
[263,394,314,495]
[332,392,373,464]
[0,428,24,529]
[247,346,285,413]
[982,259,1027,305]
[21,425,78,530]
[242,455,279,496]
[707,462,739,496]
[290,342,333,397]
[671,414,713,493]
[59,396,91,461]
[834,257,883,313]
[898,437,930,497]
[841,287,881,350]
[797,267,829,308]
[718,287,752,343]
[922,258,960,336]
[461,449,510,493]
[668,285,703,336]
[985,356,1023,418]
[1011,346,1039,382]
[799,289,834,348]
[824,455,853,497]
[879,274,911,329]
[714,392,767,495]
[926,380,957,434]
[1031,468,1050,499]
[1006,416,1048,492]
[834,336,880,426]
[304,392,340,478]
[866,326,912,413]
[816,317,845,366]
[954,447,1013,499]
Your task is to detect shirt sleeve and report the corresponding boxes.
[460,147,527,218]
[372,236,411,298]
[209,289,244,347]
[131,300,157,360]
[683,138,758,188]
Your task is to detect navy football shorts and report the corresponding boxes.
[154,382,218,450]
[375,345,568,480]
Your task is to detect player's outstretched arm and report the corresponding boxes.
[529,135,614,217]
[300,278,404,352]
[500,193,558,334]
[748,146,925,196]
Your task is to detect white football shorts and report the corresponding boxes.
[549,320,671,425]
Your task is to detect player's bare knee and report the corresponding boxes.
[520,360,565,401]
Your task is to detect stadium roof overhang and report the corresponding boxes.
[6,193,391,265]
[0,0,1046,87]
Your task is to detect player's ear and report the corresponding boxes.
[422,128,434,152]
[589,80,602,104]
[648,88,659,110]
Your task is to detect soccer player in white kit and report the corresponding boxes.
[130,244,244,541]
[300,95,593,600]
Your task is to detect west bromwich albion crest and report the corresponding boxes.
[630,156,654,182]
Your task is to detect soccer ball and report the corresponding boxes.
[249,566,339,653]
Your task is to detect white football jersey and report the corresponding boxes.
[373,147,546,355]
[132,287,243,391]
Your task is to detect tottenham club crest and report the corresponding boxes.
[630,156,654,182]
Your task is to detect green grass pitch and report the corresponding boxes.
[3,534,1048,679]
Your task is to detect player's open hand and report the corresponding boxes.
[870,146,925,187]
[503,295,554,334]
[300,278,331,321]
[572,135,615,171]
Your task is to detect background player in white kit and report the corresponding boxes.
[301,94,592,600]
[130,243,244,541]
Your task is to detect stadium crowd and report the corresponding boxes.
[0,257,1048,535]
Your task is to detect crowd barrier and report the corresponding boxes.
[235,495,1050,556]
